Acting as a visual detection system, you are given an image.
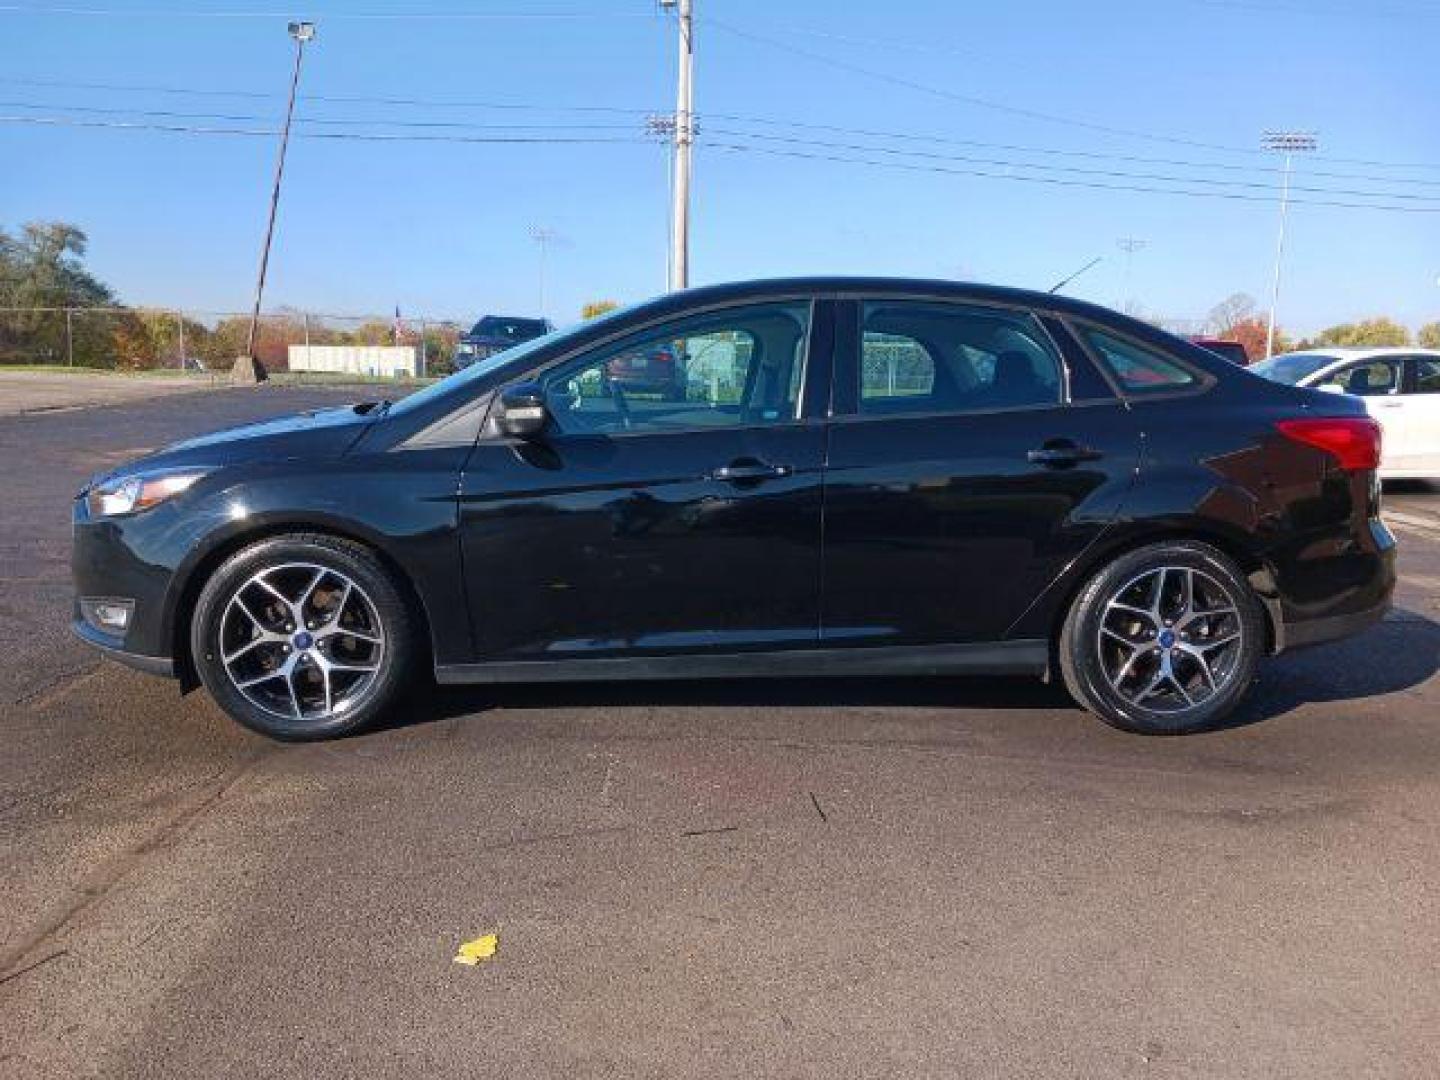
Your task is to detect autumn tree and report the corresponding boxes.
[1418,322,1440,349]
[1315,317,1410,347]
[1226,317,1290,361]
[582,300,619,320]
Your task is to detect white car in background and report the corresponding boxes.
[1251,347,1440,479]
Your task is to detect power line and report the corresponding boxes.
[0,99,643,131]
[6,73,1440,175]
[0,75,660,115]
[8,109,1440,210]
[9,100,1437,203]
[0,113,651,145]
[700,15,1255,157]
[0,3,653,19]
[700,127,1440,203]
[699,140,1440,214]
[700,16,1440,173]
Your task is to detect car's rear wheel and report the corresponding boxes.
[1058,540,1264,734]
[190,534,415,740]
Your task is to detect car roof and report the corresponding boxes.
[625,276,1155,325]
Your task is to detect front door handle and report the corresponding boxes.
[710,460,794,483]
[1027,442,1103,467]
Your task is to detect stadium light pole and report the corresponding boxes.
[1261,130,1317,360]
[245,20,316,362]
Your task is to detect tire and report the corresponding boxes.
[1058,540,1264,735]
[190,533,416,740]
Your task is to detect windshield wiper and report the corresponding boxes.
[352,399,393,416]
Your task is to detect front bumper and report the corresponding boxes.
[71,497,185,674]
[71,618,176,677]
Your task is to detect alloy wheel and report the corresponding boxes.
[218,562,386,723]
[1096,565,1244,714]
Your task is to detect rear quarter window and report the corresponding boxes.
[1080,327,1201,394]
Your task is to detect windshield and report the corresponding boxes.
[387,303,634,418]
[1251,353,1339,385]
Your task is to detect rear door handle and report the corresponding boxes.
[710,461,793,483]
[1027,443,1103,467]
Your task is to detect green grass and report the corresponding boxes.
[0,364,438,387]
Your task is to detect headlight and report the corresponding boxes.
[85,469,208,518]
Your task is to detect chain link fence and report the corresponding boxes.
[0,307,465,380]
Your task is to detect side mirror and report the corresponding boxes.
[496,383,549,439]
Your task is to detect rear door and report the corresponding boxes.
[820,298,1142,647]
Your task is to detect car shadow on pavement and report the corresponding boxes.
[1219,608,1440,731]
[379,607,1440,737]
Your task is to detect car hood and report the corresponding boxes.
[103,405,377,480]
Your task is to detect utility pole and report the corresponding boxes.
[1261,130,1317,360]
[663,0,694,291]
[245,20,316,361]
[1116,237,1147,311]
[529,226,562,317]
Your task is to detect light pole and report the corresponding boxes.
[1262,130,1317,360]
[244,20,316,362]
[661,0,693,291]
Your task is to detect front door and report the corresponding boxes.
[1396,356,1440,477]
[820,298,1143,646]
[458,299,829,661]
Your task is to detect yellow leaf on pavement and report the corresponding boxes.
[453,933,498,966]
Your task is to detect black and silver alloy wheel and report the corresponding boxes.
[220,563,385,723]
[191,534,415,740]
[1097,565,1243,713]
[1059,541,1264,735]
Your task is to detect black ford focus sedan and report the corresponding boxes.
[72,278,1394,740]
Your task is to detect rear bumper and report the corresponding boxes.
[1273,518,1396,652]
[1282,598,1389,650]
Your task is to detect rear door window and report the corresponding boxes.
[857,302,1062,416]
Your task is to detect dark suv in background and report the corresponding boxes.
[455,315,553,369]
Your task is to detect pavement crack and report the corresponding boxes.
[0,747,276,980]
[809,791,828,822]
[0,949,68,988]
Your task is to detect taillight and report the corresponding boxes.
[1275,417,1382,471]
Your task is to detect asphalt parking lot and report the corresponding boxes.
[2,387,1438,1078]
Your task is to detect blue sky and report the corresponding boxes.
[2,0,1438,335]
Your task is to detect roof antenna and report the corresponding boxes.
[1049,255,1103,294]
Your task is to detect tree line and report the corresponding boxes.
[4,220,1437,371]
[0,221,466,372]
[1203,292,1440,362]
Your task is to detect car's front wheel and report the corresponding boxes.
[1058,540,1264,735]
[190,534,416,740]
